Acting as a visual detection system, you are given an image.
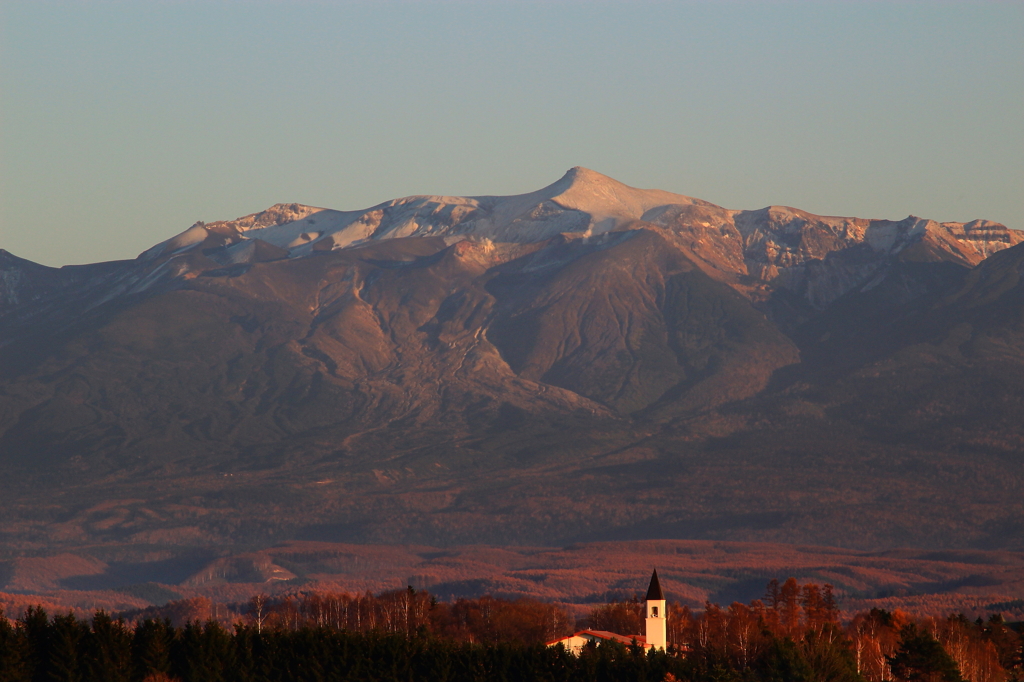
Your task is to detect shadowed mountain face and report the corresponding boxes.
[0,168,1022,556]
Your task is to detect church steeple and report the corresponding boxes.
[645,569,664,601]
[645,569,667,651]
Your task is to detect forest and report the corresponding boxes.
[0,579,1020,682]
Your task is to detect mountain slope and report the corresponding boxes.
[0,168,1022,555]
[0,225,799,470]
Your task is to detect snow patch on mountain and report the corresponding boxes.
[205,167,707,258]
[864,217,929,252]
[244,209,364,254]
[140,222,210,260]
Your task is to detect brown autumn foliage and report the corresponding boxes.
[7,540,1024,628]
[578,578,1023,682]
[118,596,217,628]
[924,615,1015,682]
[234,588,573,645]
[679,587,1021,682]
[577,594,645,635]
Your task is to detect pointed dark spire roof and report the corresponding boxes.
[645,569,664,601]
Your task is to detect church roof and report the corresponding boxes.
[645,569,664,601]
[546,630,651,649]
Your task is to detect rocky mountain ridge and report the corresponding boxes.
[140,167,1021,297]
[6,167,1019,323]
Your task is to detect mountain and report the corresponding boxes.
[1,168,1022,568]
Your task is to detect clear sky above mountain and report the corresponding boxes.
[1,1,1021,267]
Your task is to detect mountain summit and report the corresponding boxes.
[135,167,1023,311]
[1,169,1022,554]
[141,166,709,260]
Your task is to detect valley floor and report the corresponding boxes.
[2,540,1022,623]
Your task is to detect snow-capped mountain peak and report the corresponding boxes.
[134,167,1021,310]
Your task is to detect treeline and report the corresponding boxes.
[0,579,1021,682]
[699,581,1021,682]
[0,609,679,682]
[121,589,573,645]
[583,578,1022,682]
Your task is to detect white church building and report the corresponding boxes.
[547,569,667,654]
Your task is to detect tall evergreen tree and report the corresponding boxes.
[888,624,965,682]
[83,612,131,682]
[18,607,49,682]
[0,607,29,682]
[758,637,813,682]
[131,619,173,682]
[46,613,88,682]
[172,621,235,682]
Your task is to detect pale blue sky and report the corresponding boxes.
[1,1,1021,267]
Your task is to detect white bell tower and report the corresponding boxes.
[645,569,666,651]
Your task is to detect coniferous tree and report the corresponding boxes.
[227,626,257,682]
[131,619,173,682]
[0,607,29,682]
[18,607,49,682]
[758,637,814,682]
[83,612,131,682]
[778,578,802,636]
[888,624,965,682]
[46,613,88,682]
[172,621,233,682]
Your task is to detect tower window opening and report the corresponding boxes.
[651,606,658,617]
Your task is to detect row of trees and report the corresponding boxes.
[0,609,682,682]
[122,589,574,646]
[581,578,1022,682]
[0,578,1020,682]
